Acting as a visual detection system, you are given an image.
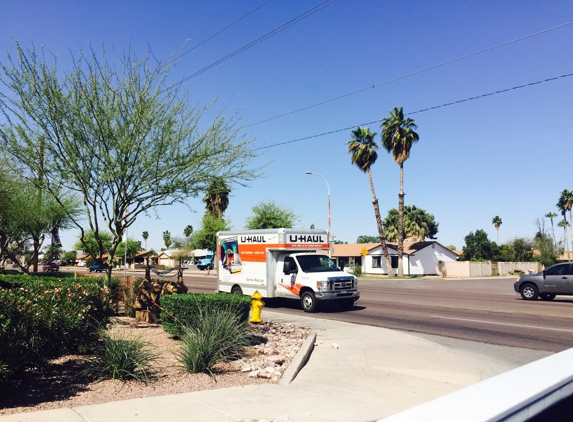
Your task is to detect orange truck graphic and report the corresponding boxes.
[216,228,360,312]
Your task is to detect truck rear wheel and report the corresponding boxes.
[231,285,243,295]
[300,291,317,313]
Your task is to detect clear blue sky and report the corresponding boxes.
[1,0,572,252]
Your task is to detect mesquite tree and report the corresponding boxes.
[0,42,259,283]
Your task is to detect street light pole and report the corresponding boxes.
[305,171,331,256]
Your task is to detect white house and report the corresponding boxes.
[332,242,459,276]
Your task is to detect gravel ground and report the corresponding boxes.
[0,317,310,416]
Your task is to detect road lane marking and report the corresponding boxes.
[432,316,573,333]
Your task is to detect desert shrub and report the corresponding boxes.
[178,307,250,375]
[161,293,250,337]
[82,330,158,381]
[347,264,363,277]
[0,275,118,375]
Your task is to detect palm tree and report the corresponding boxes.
[183,225,193,238]
[558,219,569,254]
[383,205,438,242]
[545,212,557,245]
[203,176,231,218]
[347,126,394,278]
[381,107,419,277]
[142,231,149,250]
[163,230,172,249]
[557,190,573,253]
[492,216,502,245]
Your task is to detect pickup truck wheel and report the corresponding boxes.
[520,284,539,300]
[300,291,317,313]
[540,293,556,301]
[231,285,243,295]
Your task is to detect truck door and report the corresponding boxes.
[276,255,300,298]
[542,263,572,294]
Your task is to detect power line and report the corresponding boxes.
[254,72,573,151]
[163,0,274,68]
[162,0,338,93]
[245,20,573,128]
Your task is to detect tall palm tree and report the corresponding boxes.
[142,231,149,250]
[558,190,573,254]
[545,212,557,245]
[183,225,193,238]
[558,219,569,254]
[492,216,502,245]
[163,230,172,249]
[381,107,419,277]
[347,126,394,277]
[203,176,231,218]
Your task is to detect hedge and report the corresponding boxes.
[0,274,119,375]
[161,293,251,337]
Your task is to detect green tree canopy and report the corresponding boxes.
[0,42,259,282]
[74,230,113,259]
[356,235,380,243]
[0,158,82,271]
[115,239,142,261]
[245,201,300,230]
[193,214,230,252]
[203,176,231,218]
[460,229,499,261]
[382,205,438,242]
[163,231,172,249]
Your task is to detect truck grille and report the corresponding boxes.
[327,276,355,290]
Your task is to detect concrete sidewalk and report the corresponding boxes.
[0,312,550,422]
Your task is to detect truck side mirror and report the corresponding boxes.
[283,260,297,274]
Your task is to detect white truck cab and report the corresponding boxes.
[216,228,359,312]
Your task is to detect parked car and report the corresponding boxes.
[514,262,573,300]
[77,261,86,267]
[42,262,60,272]
[89,263,107,273]
[197,252,214,270]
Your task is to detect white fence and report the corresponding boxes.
[444,261,542,278]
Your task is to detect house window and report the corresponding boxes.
[391,256,398,269]
[372,256,381,268]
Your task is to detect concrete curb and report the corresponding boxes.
[279,330,316,386]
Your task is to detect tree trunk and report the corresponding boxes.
[551,220,556,246]
[368,170,394,278]
[569,210,573,257]
[397,164,405,278]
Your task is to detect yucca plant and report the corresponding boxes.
[82,329,158,382]
[178,307,250,375]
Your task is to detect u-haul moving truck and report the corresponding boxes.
[216,228,360,312]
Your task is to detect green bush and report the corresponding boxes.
[348,264,362,277]
[178,307,250,375]
[82,330,158,381]
[161,293,250,337]
[0,275,119,375]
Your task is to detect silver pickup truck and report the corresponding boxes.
[514,262,573,300]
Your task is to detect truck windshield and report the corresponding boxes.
[296,255,339,273]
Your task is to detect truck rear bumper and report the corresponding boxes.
[316,289,360,302]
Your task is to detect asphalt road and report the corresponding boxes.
[66,267,573,353]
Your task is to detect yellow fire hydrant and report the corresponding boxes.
[249,290,265,323]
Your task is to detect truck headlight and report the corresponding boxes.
[316,281,329,292]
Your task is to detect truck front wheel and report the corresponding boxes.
[300,291,317,313]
